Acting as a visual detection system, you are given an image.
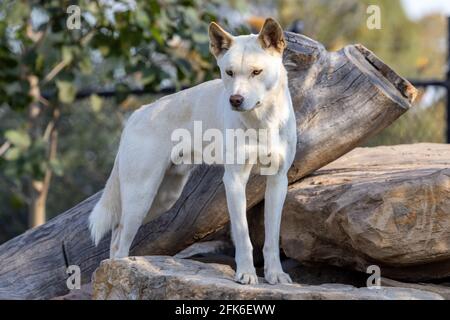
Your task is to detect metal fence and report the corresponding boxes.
[407,16,450,143]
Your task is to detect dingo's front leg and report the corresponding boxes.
[223,164,258,285]
[263,173,292,284]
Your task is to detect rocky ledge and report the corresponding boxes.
[91,256,443,300]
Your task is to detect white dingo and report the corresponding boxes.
[89,18,297,285]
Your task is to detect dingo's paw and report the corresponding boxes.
[235,271,258,285]
[265,270,292,285]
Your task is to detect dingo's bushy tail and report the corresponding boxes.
[89,156,121,246]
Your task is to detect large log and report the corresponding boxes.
[0,32,416,299]
[281,143,450,281]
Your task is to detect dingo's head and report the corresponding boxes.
[209,18,286,112]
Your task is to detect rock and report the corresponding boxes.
[174,242,370,287]
[92,256,443,300]
[381,277,450,300]
[281,143,450,281]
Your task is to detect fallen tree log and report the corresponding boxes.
[280,143,450,281]
[0,32,417,299]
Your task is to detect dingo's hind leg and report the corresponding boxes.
[110,225,121,258]
[114,159,168,259]
[144,164,192,224]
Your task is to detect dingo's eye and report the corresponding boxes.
[252,69,263,76]
[226,70,234,77]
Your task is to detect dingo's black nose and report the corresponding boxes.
[229,95,244,108]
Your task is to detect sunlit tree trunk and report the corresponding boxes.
[29,182,47,227]
[29,123,58,228]
[27,75,60,228]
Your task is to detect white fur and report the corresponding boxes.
[89,19,297,285]
[89,155,121,247]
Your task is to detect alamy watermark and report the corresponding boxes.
[66,265,81,290]
[366,265,381,289]
[171,121,282,175]
[367,5,381,30]
[66,5,81,30]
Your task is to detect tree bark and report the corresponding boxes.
[0,32,417,299]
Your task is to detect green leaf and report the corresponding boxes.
[192,29,209,44]
[9,193,26,210]
[35,54,45,72]
[150,26,164,45]
[4,147,21,161]
[79,57,92,75]
[56,80,76,104]
[49,158,64,176]
[98,46,110,56]
[5,130,31,150]
[87,1,99,14]
[8,1,30,23]
[62,46,74,64]
[136,10,150,28]
[90,94,103,112]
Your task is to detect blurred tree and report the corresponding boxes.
[0,0,221,229]
[278,0,446,145]
[278,0,445,79]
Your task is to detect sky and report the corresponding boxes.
[401,0,450,20]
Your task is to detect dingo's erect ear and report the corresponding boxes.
[209,22,234,58]
[258,18,286,54]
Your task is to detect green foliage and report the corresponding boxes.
[1,0,221,109]
[0,0,225,242]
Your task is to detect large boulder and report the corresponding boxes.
[92,256,443,300]
[281,143,450,281]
